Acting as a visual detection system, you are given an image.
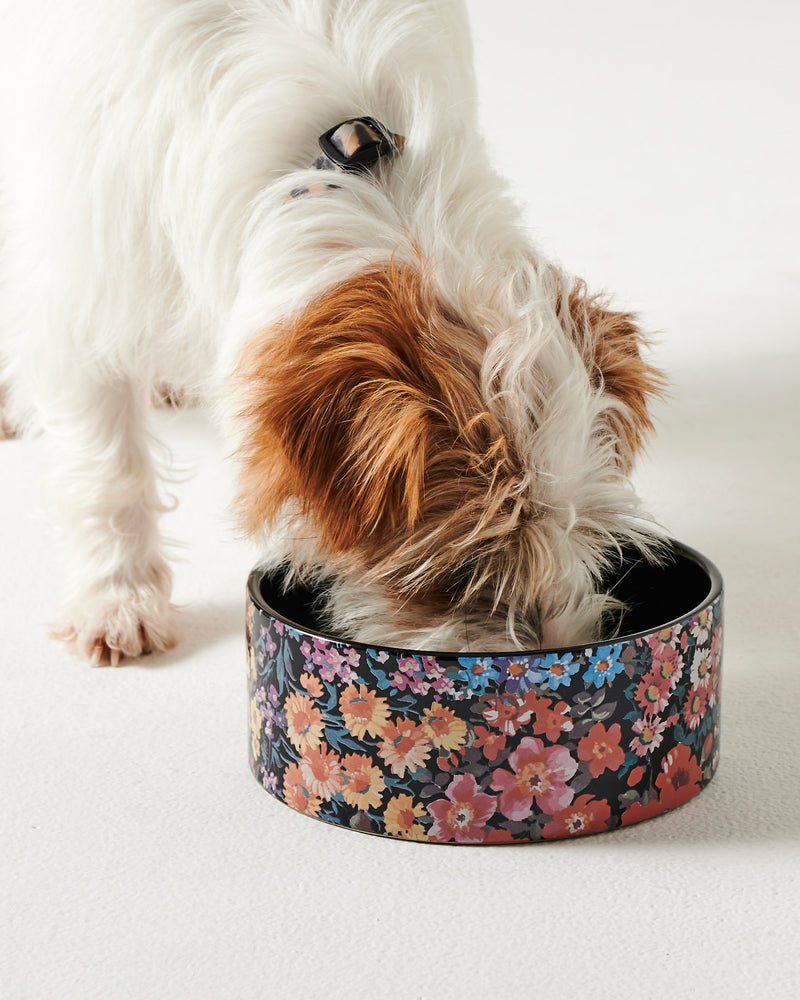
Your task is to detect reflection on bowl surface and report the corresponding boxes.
[246,540,723,843]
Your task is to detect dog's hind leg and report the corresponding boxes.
[45,367,179,666]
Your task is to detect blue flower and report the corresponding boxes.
[539,652,580,691]
[583,645,625,688]
[457,656,500,692]
[497,656,545,693]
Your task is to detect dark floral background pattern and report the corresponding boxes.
[247,593,722,843]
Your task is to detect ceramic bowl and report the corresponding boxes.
[246,539,722,844]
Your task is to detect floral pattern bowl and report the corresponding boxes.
[247,540,722,844]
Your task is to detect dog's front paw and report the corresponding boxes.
[51,586,180,667]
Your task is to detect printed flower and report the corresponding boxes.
[282,762,322,817]
[542,794,612,839]
[378,717,432,777]
[339,684,390,739]
[655,743,702,809]
[539,652,581,691]
[649,643,684,690]
[284,692,325,753]
[427,773,497,843]
[682,685,708,731]
[690,607,713,645]
[482,694,534,736]
[473,725,507,762]
[490,737,577,820]
[629,714,669,757]
[300,672,325,698]
[577,721,625,778]
[621,793,664,826]
[299,746,344,801]
[458,656,501,692]
[250,699,263,761]
[317,644,359,685]
[527,693,574,741]
[497,656,543,693]
[340,752,386,811]
[689,648,712,689]
[390,655,431,696]
[648,625,681,654]
[634,671,672,714]
[422,702,467,750]
[384,793,427,840]
[583,645,625,688]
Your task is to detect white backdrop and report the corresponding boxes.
[2,3,798,999]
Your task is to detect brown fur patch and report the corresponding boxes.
[233,260,526,604]
[563,280,666,467]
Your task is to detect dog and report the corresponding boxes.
[0,0,664,665]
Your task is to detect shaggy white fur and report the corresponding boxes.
[0,0,663,663]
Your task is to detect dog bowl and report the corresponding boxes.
[247,540,722,843]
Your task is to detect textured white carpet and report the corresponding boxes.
[2,2,798,998]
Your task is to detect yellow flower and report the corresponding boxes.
[384,794,427,840]
[340,753,386,810]
[339,684,390,739]
[422,702,467,751]
[285,692,325,753]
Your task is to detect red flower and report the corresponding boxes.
[491,736,577,820]
[473,725,507,762]
[542,794,612,839]
[481,694,533,736]
[427,773,497,843]
[655,743,702,810]
[621,794,665,827]
[526,692,574,741]
[634,671,671,714]
[682,685,708,731]
[578,722,625,778]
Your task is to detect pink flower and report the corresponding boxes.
[629,714,669,757]
[427,773,497,843]
[490,737,577,820]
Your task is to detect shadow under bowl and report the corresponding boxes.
[246,539,723,844]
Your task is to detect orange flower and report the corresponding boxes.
[285,692,325,753]
[300,673,324,698]
[422,702,467,750]
[300,745,344,801]
[340,753,386,810]
[282,762,321,817]
[383,793,427,839]
[339,684,390,739]
[378,716,432,777]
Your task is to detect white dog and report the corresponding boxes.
[0,0,664,665]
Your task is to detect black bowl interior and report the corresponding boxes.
[253,541,720,655]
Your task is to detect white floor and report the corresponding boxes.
[2,2,799,998]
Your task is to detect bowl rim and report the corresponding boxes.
[247,538,723,660]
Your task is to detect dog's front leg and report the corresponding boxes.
[47,370,178,666]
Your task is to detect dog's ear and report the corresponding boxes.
[561,279,666,468]
[232,261,492,557]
